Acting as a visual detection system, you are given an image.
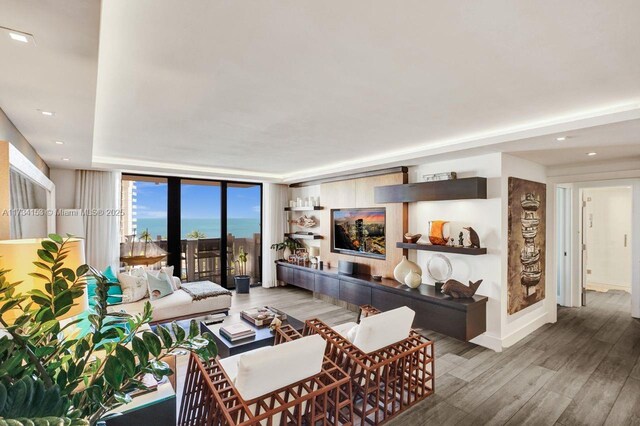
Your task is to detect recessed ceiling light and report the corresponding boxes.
[62,158,70,161]
[587,152,597,156]
[9,32,28,43]
[1,27,35,45]
[39,110,54,116]
[556,136,566,141]
[55,141,64,145]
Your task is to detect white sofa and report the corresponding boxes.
[109,275,232,323]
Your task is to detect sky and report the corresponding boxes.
[134,181,261,220]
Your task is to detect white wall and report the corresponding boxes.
[409,153,504,350]
[50,168,77,209]
[583,187,632,289]
[500,154,555,348]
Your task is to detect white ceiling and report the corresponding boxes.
[0,0,100,168]
[1,1,640,181]
[501,118,640,166]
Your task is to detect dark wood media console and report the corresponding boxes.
[276,261,487,341]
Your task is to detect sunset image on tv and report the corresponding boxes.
[332,208,386,259]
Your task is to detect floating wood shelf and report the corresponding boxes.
[396,242,487,255]
[374,177,487,203]
[285,233,324,240]
[284,206,324,211]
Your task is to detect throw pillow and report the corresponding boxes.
[103,265,119,283]
[118,272,148,303]
[146,266,180,290]
[147,273,174,301]
[86,276,123,306]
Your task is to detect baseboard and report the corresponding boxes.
[501,311,551,349]
[470,333,503,352]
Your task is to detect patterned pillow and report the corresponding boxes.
[117,272,148,303]
[146,266,180,290]
[147,273,174,301]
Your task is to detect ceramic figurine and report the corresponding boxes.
[458,232,464,247]
[463,227,481,248]
[441,279,483,298]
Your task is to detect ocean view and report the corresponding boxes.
[136,218,260,240]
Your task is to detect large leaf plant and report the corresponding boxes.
[0,234,217,425]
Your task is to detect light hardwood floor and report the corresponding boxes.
[176,286,640,426]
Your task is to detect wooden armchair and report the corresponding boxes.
[304,306,434,425]
[179,326,354,426]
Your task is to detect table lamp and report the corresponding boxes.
[0,238,87,324]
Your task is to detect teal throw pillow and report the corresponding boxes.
[103,265,119,283]
[86,274,123,307]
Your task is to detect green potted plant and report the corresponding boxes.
[0,234,217,425]
[270,238,303,260]
[233,247,250,294]
[185,230,206,239]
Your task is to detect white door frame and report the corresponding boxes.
[556,185,572,307]
[564,179,640,317]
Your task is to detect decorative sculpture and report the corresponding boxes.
[404,233,422,244]
[394,256,421,283]
[441,279,483,298]
[458,232,464,247]
[463,227,481,248]
[428,221,450,246]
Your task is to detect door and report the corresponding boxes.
[581,192,588,306]
[556,186,571,306]
[225,182,262,288]
[583,187,633,296]
[180,180,222,283]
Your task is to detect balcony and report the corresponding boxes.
[120,233,261,288]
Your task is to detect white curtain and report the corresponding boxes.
[74,170,121,270]
[9,170,37,239]
[262,183,288,288]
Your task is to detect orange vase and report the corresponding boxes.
[428,220,450,246]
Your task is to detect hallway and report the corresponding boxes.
[391,289,640,425]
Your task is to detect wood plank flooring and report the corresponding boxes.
[174,287,640,426]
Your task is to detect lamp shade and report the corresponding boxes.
[56,210,85,238]
[0,238,87,323]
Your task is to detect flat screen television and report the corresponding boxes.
[332,208,386,259]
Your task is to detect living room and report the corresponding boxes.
[1,1,640,425]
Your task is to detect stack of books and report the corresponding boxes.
[220,323,256,342]
[241,306,287,327]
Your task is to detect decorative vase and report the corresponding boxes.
[283,246,292,260]
[393,256,422,283]
[404,270,422,288]
[428,220,450,246]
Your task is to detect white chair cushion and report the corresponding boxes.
[352,306,415,353]
[332,322,357,340]
[230,334,326,401]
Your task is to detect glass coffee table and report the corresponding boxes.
[200,311,304,358]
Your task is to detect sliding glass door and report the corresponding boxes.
[226,183,262,288]
[121,174,262,288]
[181,180,222,282]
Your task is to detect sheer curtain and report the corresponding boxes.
[9,170,38,239]
[74,170,121,270]
[262,183,288,288]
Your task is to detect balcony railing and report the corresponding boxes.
[120,233,261,287]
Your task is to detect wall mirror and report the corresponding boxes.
[7,143,55,238]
